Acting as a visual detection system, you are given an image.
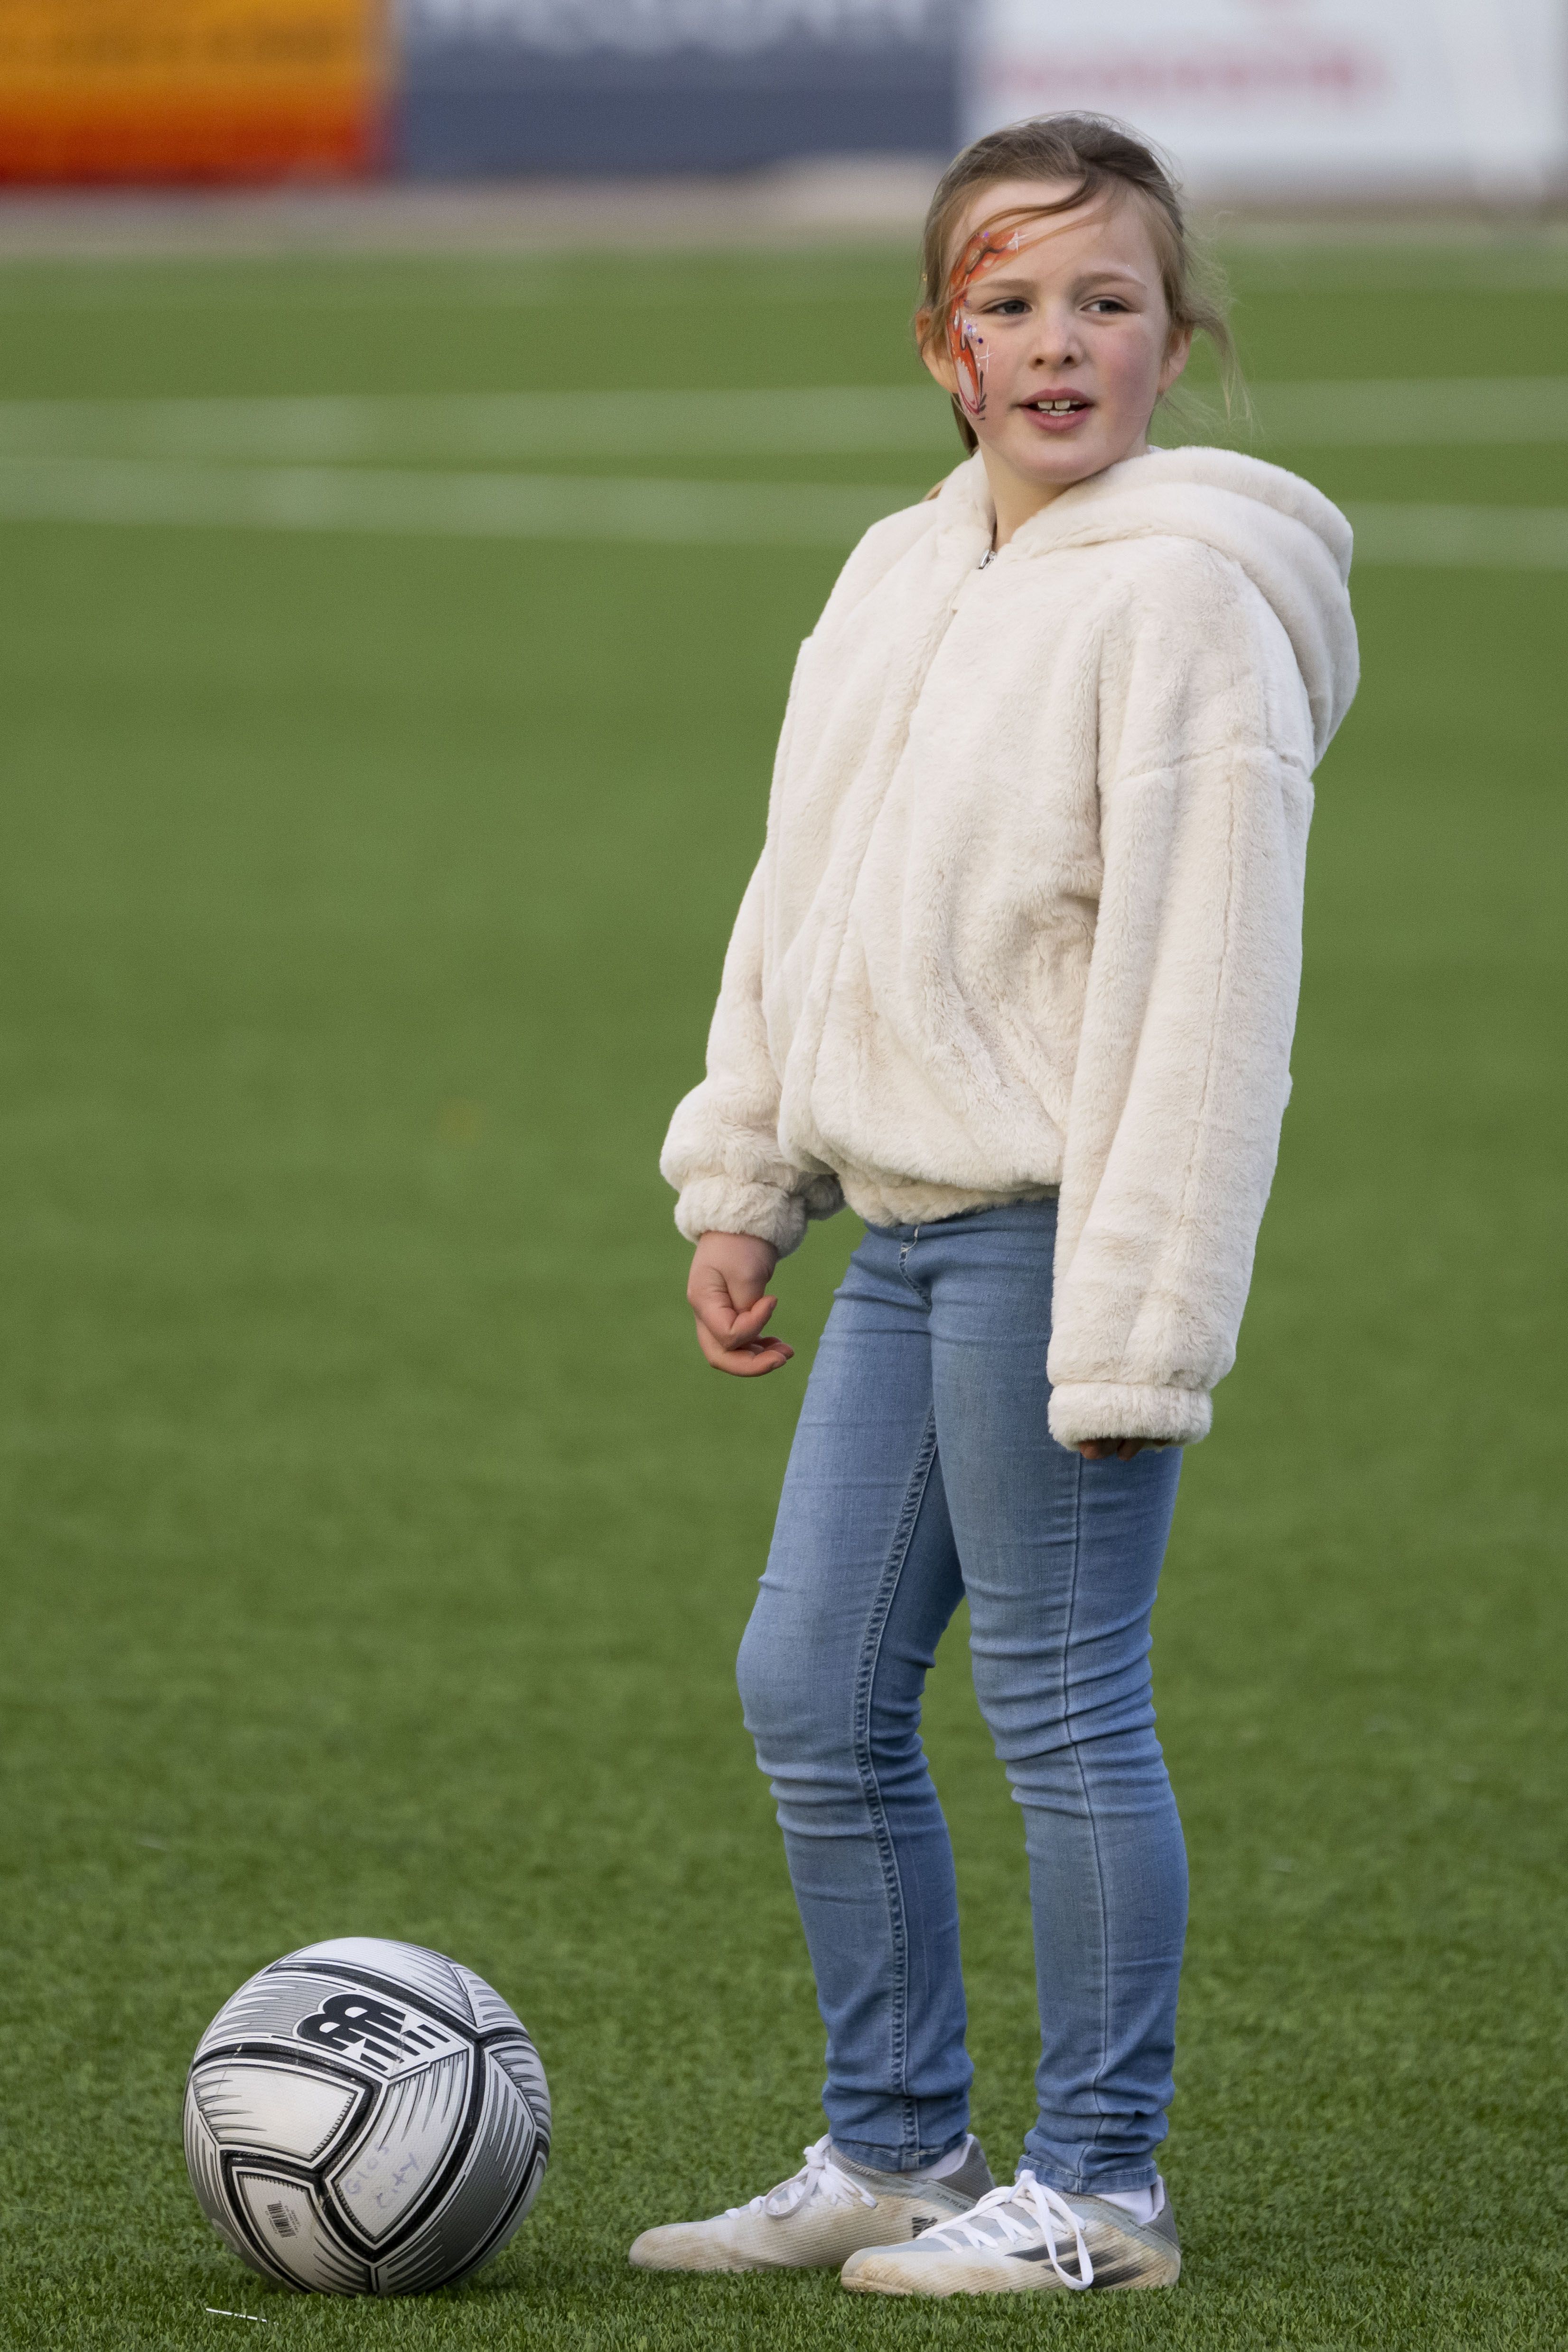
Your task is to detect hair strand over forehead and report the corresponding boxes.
[915,112,1238,454]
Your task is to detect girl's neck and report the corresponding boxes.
[982,436,1149,550]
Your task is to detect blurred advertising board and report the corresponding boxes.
[6,0,1563,192]
[0,0,386,181]
[968,0,1568,203]
[394,0,960,176]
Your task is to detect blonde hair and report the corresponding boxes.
[915,112,1239,453]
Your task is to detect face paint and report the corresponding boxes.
[944,222,1026,425]
[942,199,1088,426]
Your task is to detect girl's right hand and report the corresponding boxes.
[687,1231,793,1377]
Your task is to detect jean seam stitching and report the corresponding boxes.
[1064,1445,1114,2179]
[852,1400,939,2170]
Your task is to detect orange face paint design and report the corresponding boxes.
[944,222,1026,424]
[945,203,1085,425]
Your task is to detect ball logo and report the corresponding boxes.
[294,1990,444,2070]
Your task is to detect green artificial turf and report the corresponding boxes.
[0,241,1565,2351]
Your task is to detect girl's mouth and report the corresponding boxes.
[1020,395,1093,429]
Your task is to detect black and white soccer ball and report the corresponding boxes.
[184,1937,551,2295]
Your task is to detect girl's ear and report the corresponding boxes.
[1158,324,1194,399]
[919,322,959,400]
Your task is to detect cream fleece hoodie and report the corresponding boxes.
[661,446,1358,1446]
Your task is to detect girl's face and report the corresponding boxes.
[924,176,1192,512]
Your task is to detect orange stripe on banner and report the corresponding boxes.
[0,0,385,182]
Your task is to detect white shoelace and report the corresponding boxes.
[727,2135,878,2221]
[932,2176,1095,2290]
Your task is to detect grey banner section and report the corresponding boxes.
[395,1,961,175]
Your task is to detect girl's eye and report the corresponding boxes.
[1086,298,1131,315]
[982,299,1030,317]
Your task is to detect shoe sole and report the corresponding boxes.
[630,2246,810,2273]
[628,2171,991,2276]
[841,2242,1180,2296]
[629,2226,911,2274]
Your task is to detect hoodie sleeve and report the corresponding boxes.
[659,854,844,1257]
[1045,547,1317,1448]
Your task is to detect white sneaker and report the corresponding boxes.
[627,2134,995,2274]
[840,2171,1180,2296]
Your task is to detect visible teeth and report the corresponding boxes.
[1035,400,1082,412]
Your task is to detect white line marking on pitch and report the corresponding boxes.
[1251,376,1568,446]
[1344,500,1568,567]
[0,458,1566,566]
[0,387,954,460]
[0,457,915,545]
[0,378,1562,460]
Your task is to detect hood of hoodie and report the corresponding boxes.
[936,446,1358,762]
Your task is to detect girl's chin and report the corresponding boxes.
[987,437,1111,485]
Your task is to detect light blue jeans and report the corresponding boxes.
[736,1204,1186,2193]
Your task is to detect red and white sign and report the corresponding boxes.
[968,0,1568,201]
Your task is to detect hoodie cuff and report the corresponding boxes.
[673,1177,811,1258]
[1048,1381,1213,1449]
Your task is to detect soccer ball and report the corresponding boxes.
[184,1936,551,2295]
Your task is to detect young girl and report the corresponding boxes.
[635,113,1357,2297]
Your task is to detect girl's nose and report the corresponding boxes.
[1030,308,1083,368]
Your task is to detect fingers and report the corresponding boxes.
[692,1310,794,1377]
[691,1288,775,1346]
[688,1232,780,1325]
[684,1232,794,1375]
[723,1269,775,1316]
[688,1281,794,1377]
[1076,1438,1151,1462]
[687,1268,763,1331]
